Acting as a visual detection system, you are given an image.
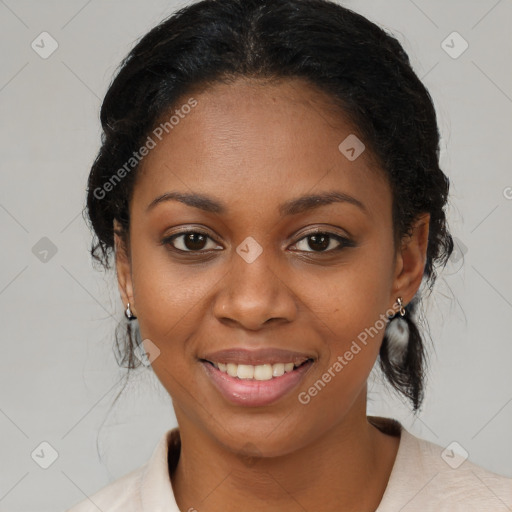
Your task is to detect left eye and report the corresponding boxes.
[291,232,351,253]
[163,231,222,252]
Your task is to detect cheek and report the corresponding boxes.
[128,239,224,360]
[295,277,390,421]
[314,240,394,334]
[308,242,394,393]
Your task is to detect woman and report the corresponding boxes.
[67,0,512,510]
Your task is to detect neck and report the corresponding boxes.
[171,396,400,512]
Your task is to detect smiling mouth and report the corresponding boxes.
[201,358,314,381]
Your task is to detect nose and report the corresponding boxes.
[212,246,298,331]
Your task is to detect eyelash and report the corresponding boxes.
[161,229,355,255]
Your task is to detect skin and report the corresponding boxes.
[114,76,430,512]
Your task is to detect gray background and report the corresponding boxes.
[0,0,511,510]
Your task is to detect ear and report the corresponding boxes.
[113,219,136,317]
[390,213,430,307]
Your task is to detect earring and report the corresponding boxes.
[386,297,409,363]
[124,302,137,320]
[397,296,406,316]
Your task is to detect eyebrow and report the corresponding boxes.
[146,190,366,215]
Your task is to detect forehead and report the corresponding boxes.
[131,77,390,219]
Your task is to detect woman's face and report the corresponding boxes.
[115,77,428,456]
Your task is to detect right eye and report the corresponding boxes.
[162,231,223,253]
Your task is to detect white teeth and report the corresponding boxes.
[226,363,238,378]
[210,361,307,381]
[254,364,273,380]
[272,363,285,377]
[284,362,294,373]
[237,364,254,379]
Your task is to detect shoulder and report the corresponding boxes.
[65,464,146,512]
[415,433,511,504]
[65,427,180,512]
[379,424,512,512]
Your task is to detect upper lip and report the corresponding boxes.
[201,348,314,366]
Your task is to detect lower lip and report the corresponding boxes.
[200,360,314,407]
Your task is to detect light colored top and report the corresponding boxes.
[66,416,512,511]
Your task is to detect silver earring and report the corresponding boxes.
[386,297,409,363]
[125,302,137,320]
[397,296,406,316]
